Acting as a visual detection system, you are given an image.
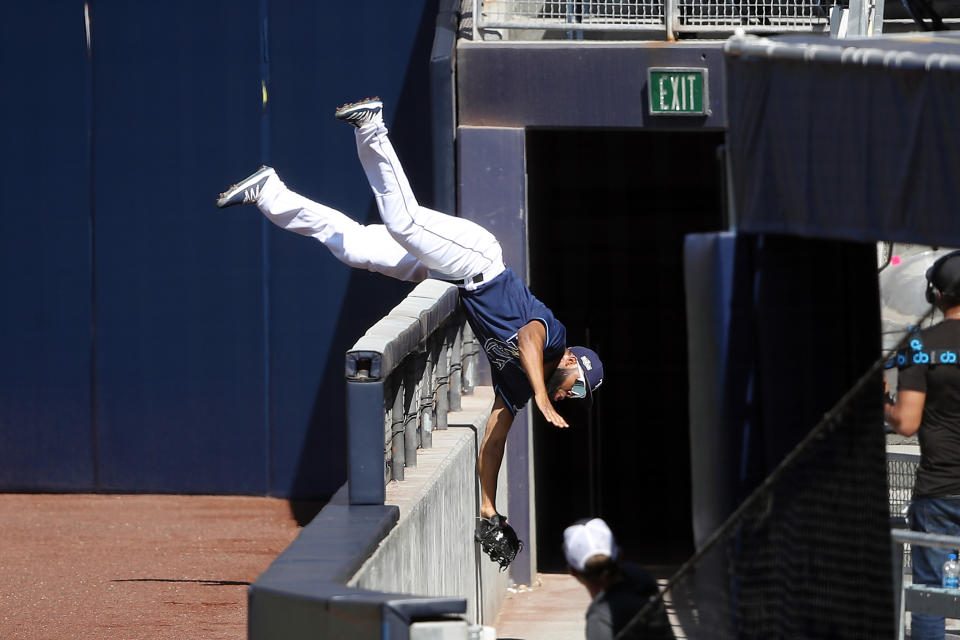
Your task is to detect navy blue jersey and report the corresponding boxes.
[459,267,567,414]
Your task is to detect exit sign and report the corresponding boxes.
[648,68,710,116]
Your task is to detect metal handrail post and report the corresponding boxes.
[665,0,676,40]
[473,0,481,41]
[391,373,406,481]
[435,331,450,430]
[462,323,477,395]
[419,348,434,449]
[448,322,463,410]
[403,358,419,469]
[871,0,885,35]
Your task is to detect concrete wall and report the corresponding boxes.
[349,388,512,625]
[457,126,538,587]
[456,41,727,129]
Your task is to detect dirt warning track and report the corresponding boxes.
[0,494,304,640]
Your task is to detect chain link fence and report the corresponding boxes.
[472,0,839,39]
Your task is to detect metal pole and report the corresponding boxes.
[462,322,477,395]
[665,0,676,41]
[404,358,419,469]
[848,0,866,36]
[448,321,463,410]
[436,330,450,430]
[473,0,480,41]
[391,373,405,481]
[891,529,960,550]
[419,349,434,449]
[870,0,886,35]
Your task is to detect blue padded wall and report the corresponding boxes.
[684,232,759,548]
[684,231,882,547]
[0,0,439,498]
[0,5,94,489]
[265,2,438,497]
[93,2,268,493]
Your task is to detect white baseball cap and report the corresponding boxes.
[563,517,619,572]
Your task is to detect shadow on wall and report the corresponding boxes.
[290,501,327,527]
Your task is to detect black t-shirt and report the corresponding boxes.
[898,320,960,497]
[585,563,675,640]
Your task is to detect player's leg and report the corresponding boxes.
[217,166,427,282]
[336,99,504,290]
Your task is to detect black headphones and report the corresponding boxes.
[925,249,960,304]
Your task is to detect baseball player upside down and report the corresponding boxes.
[216,97,604,570]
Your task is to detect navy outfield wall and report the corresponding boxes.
[0,5,94,490]
[0,1,441,498]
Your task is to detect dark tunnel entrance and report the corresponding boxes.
[525,128,727,571]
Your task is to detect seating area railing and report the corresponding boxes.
[891,530,960,640]
[344,279,481,505]
[472,0,880,40]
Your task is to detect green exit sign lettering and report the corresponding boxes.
[648,68,710,116]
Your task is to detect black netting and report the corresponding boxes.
[620,355,901,640]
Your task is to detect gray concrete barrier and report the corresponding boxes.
[248,388,509,639]
[249,278,511,639]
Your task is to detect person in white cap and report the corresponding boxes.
[563,518,674,640]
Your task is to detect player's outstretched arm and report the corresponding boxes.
[478,396,515,519]
[517,320,568,428]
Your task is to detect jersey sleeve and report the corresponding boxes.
[898,363,927,393]
[526,304,566,362]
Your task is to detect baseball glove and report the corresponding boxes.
[475,514,523,571]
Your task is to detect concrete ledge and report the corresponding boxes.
[350,387,511,625]
[248,497,467,639]
[248,387,501,638]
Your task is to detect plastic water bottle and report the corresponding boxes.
[943,552,959,589]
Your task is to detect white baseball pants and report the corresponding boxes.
[254,121,504,291]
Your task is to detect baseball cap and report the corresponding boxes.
[568,347,603,399]
[564,518,618,572]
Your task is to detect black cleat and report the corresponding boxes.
[334,97,383,129]
[216,166,275,209]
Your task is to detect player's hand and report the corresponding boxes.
[535,393,568,428]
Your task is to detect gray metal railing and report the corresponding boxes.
[472,0,882,39]
[344,279,481,505]
[891,530,960,640]
[887,454,960,640]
